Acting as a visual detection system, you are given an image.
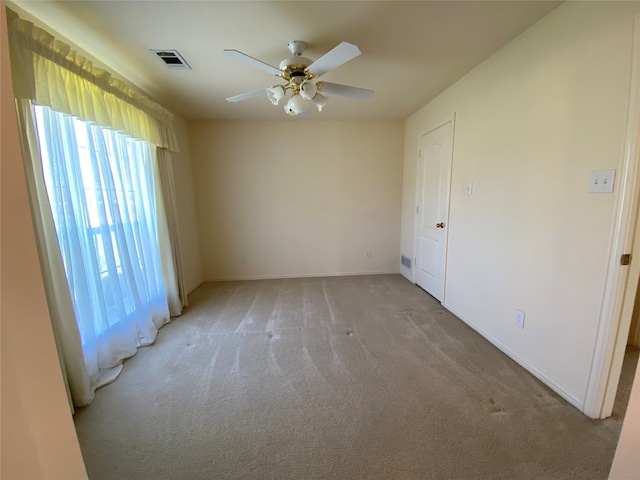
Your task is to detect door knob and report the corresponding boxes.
[436,222,445,228]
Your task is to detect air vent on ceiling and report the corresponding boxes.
[150,50,191,70]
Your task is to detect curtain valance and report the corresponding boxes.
[6,8,178,151]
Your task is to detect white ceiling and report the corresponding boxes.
[10,1,562,121]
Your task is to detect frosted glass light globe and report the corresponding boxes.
[312,93,328,112]
[284,102,297,116]
[266,86,285,105]
[285,95,310,115]
[299,80,317,100]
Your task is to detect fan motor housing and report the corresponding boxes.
[279,57,313,81]
[279,56,312,69]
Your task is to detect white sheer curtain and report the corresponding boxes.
[33,104,170,388]
[7,8,188,408]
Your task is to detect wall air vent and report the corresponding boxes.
[401,255,412,269]
[150,50,191,70]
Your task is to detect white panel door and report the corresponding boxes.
[415,120,453,301]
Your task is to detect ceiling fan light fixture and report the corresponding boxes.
[266,85,285,105]
[299,80,317,100]
[285,94,311,116]
[312,93,328,112]
[284,102,297,116]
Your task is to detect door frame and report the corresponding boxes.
[583,14,640,419]
[412,113,455,301]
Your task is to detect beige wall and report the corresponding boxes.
[401,1,640,408]
[171,115,203,294]
[190,120,403,280]
[0,4,87,478]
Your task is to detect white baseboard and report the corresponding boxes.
[205,270,401,282]
[443,302,584,411]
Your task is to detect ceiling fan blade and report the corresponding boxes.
[318,82,374,100]
[307,42,361,77]
[223,49,282,76]
[226,89,267,103]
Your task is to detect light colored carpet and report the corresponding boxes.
[74,275,637,480]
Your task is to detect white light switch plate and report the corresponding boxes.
[590,170,615,193]
[466,181,473,195]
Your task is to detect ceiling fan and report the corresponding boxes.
[223,41,374,117]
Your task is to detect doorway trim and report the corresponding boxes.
[583,14,640,419]
[412,113,455,297]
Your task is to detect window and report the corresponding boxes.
[33,104,169,384]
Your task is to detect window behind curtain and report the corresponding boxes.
[33,104,169,386]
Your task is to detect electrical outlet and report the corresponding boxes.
[240,256,247,264]
[514,309,525,329]
[365,250,372,259]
